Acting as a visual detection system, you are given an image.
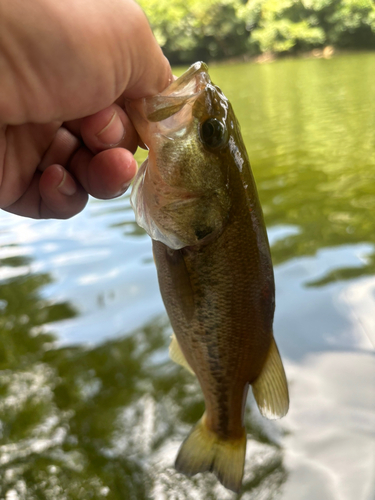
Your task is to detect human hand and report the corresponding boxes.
[0,0,172,219]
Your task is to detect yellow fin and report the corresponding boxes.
[175,415,247,493]
[169,334,195,375]
[251,337,289,419]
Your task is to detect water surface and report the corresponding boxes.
[0,53,374,499]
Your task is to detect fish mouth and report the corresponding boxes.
[145,62,211,122]
[126,62,210,130]
[161,61,210,98]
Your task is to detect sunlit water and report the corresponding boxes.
[1,53,374,500]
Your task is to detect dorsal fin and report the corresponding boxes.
[251,338,289,419]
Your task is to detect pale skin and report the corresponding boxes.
[0,0,172,218]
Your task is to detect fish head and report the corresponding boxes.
[127,62,245,249]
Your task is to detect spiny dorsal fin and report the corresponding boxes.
[251,337,289,419]
[175,414,246,493]
[169,333,195,375]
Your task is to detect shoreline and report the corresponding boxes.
[205,47,375,67]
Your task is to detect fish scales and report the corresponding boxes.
[126,62,289,493]
[153,179,273,438]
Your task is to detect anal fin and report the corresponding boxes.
[169,333,195,375]
[251,337,289,419]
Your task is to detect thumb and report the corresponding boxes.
[120,7,172,99]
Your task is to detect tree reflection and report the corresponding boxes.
[1,276,287,500]
[0,253,75,370]
[221,54,375,286]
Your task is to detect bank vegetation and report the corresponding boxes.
[138,0,375,64]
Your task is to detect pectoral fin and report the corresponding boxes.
[153,241,195,322]
[169,333,195,375]
[251,338,289,419]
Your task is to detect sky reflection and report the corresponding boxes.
[1,53,375,499]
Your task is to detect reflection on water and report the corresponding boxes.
[0,305,286,499]
[211,53,375,279]
[284,350,375,500]
[1,53,375,499]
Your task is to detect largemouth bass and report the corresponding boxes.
[126,62,289,493]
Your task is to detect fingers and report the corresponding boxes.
[4,144,136,220]
[5,165,88,219]
[69,147,137,199]
[39,165,88,218]
[64,103,139,200]
[0,122,59,209]
[79,103,138,154]
[38,127,80,171]
[43,105,138,200]
[2,107,138,220]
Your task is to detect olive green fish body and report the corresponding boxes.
[126,62,289,493]
[153,166,274,439]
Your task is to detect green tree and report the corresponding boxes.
[322,0,375,48]
[138,0,375,63]
[242,0,326,53]
[139,0,251,63]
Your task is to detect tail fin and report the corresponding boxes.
[175,415,246,493]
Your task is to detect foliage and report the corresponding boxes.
[242,0,327,53]
[323,0,375,47]
[138,0,375,63]
[138,0,250,63]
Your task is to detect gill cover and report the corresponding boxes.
[129,62,218,250]
[130,159,187,249]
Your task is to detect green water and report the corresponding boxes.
[0,53,374,499]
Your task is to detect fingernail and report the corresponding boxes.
[111,179,133,198]
[96,111,125,146]
[56,166,77,196]
[121,179,133,194]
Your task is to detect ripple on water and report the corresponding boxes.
[1,54,375,499]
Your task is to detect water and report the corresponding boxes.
[0,53,374,499]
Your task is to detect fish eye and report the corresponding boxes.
[199,118,227,149]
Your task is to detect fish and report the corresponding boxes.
[125,62,289,493]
